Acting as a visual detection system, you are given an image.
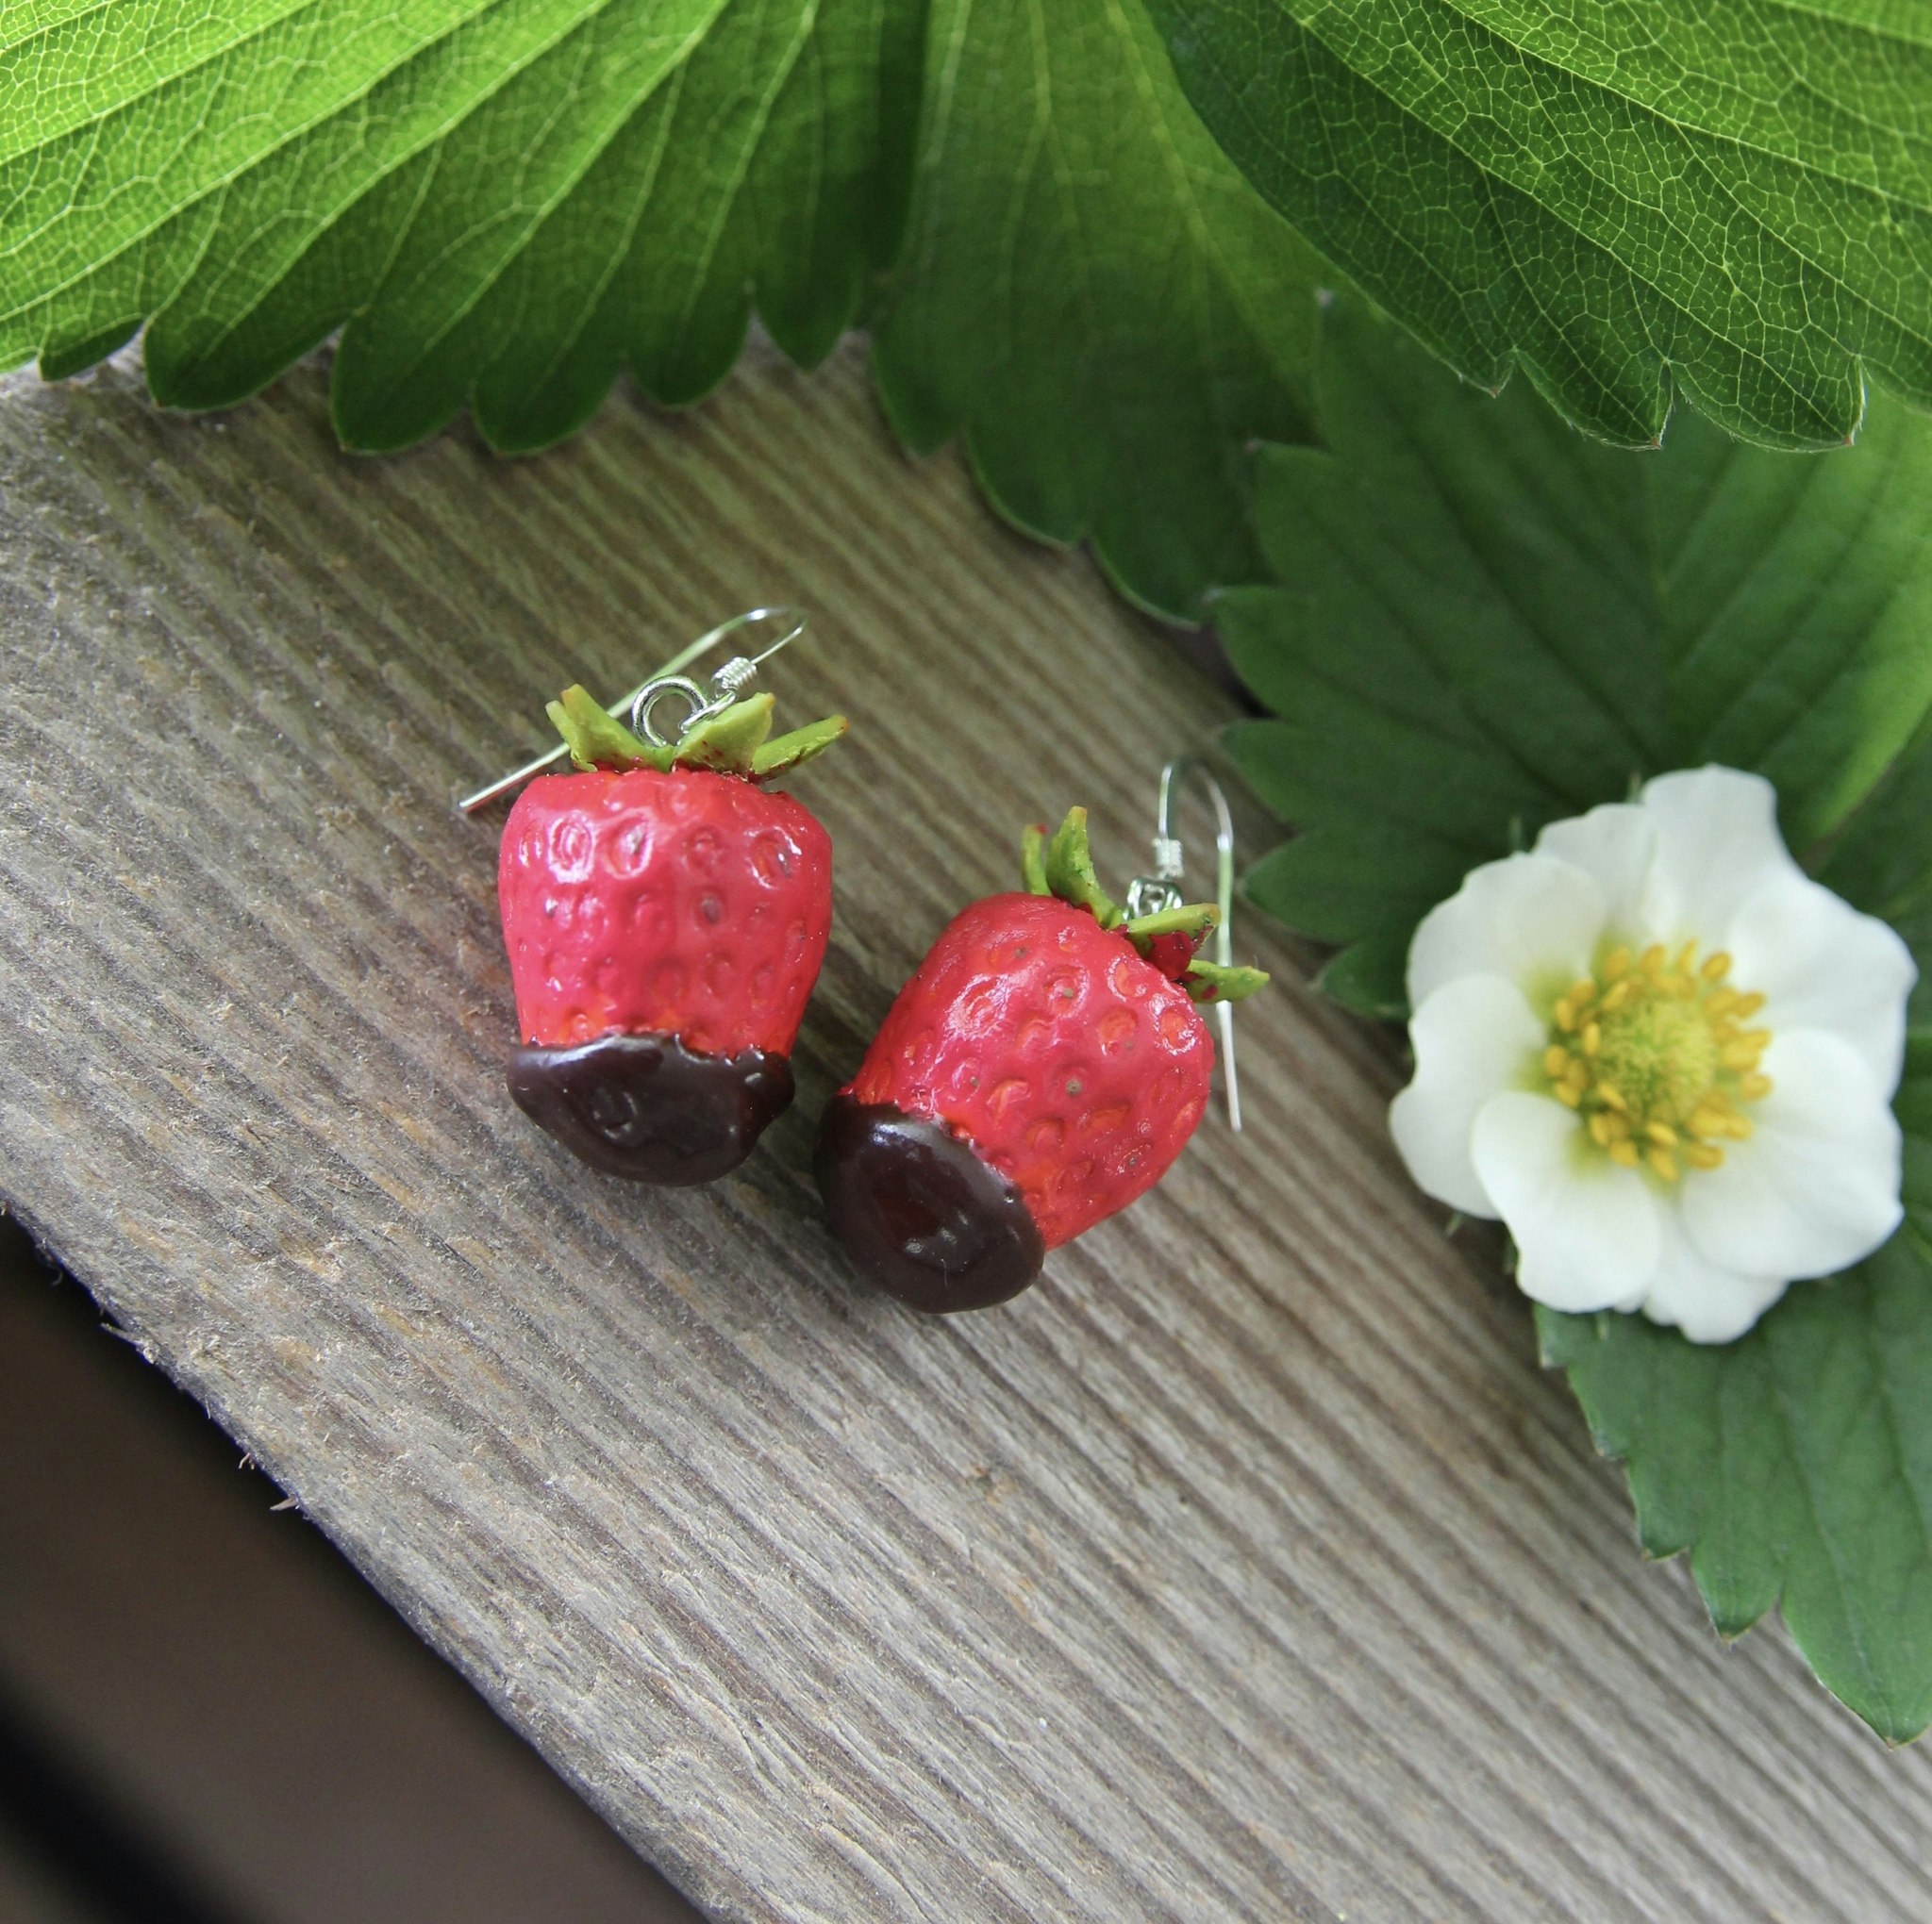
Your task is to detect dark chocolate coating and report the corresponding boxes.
[814,1095,1044,1313]
[508,1033,792,1186]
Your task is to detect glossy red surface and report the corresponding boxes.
[847,893,1213,1249]
[498,769,831,1058]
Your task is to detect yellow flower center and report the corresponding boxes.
[1541,941,1774,1182]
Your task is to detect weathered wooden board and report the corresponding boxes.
[1,340,1927,1923]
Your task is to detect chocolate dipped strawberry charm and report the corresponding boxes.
[816,808,1267,1310]
[499,684,844,1184]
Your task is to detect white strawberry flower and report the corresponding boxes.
[1391,767,1915,1342]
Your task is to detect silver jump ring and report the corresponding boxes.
[631,674,712,746]
[631,652,768,745]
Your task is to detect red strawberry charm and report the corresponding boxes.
[816,808,1267,1310]
[499,683,844,1184]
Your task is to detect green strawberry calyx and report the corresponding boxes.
[1020,807,1268,1006]
[546,686,847,783]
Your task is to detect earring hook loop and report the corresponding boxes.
[458,605,808,814]
[1128,755,1246,1132]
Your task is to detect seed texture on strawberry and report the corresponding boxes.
[498,683,843,1184]
[816,808,1267,1310]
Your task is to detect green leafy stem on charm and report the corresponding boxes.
[545,686,847,783]
[1020,807,1268,1005]
[1181,958,1271,1004]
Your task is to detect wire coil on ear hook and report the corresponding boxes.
[1125,756,1246,1131]
[458,605,808,814]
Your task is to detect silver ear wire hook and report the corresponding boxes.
[458,605,808,814]
[1127,755,1245,1131]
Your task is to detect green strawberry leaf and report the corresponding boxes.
[547,686,672,773]
[1813,715,1932,932]
[0,0,1322,620]
[1536,1222,1932,1745]
[871,0,1325,615]
[1311,937,1408,1024]
[1224,298,1932,1739]
[1306,931,1414,1020]
[1,0,920,446]
[1902,1023,1932,1244]
[1151,0,1932,455]
[752,715,849,781]
[1224,301,1932,999]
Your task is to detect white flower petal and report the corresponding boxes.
[1391,975,1546,1217]
[1641,1197,1790,1343]
[1533,803,1657,935]
[1679,1029,1904,1282]
[1723,874,1918,1095]
[1471,1091,1662,1312]
[1407,854,1607,1008]
[1638,766,1804,943]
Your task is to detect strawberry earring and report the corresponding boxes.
[815,760,1268,1313]
[461,608,845,1185]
